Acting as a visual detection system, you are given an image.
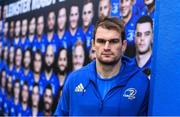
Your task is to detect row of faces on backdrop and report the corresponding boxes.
[0,0,155,116]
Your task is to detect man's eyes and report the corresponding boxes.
[96,39,120,44]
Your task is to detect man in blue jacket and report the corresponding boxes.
[54,17,149,116]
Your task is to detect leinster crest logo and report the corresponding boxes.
[123,88,137,100]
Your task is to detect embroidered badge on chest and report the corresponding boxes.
[123,88,137,100]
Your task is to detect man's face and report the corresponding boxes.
[7,76,13,93]
[15,21,21,37]
[47,12,55,31]
[23,51,31,69]
[1,71,6,88]
[22,85,29,103]
[120,0,133,18]
[32,86,40,107]
[58,8,67,31]
[9,46,14,63]
[89,46,96,61]
[69,6,79,30]
[4,22,8,36]
[37,16,44,36]
[3,5,7,19]
[0,42,2,57]
[144,0,154,6]
[94,27,126,65]
[34,53,42,73]
[14,82,20,99]
[10,21,14,38]
[15,48,22,67]
[3,46,8,60]
[29,18,36,35]
[82,2,94,28]
[44,89,53,110]
[98,0,111,18]
[135,22,153,54]
[21,19,28,37]
[58,49,68,72]
[45,45,54,67]
[0,21,3,33]
[73,45,85,71]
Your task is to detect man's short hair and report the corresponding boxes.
[93,17,125,42]
[136,15,153,29]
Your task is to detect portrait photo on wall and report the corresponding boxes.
[0,0,155,116]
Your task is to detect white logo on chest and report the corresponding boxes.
[123,88,137,100]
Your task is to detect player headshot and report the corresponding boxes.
[3,22,9,43]
[141,0,155,21]
[69,3,85,48]
[21,19,29,51]
[37,15,44,38]
[135,16,153,78]
[47,11,56,33]
[42,45,60,98]
[3,5,7,19]
[14,47,23,81]
[46,11,58,54]
[7,45,15,75]
[54,17,149,116]
[89,45,96,61]
[57,7,71,51]
[32,15,46,55]
[43,84,54,116]
[14,20,21,48]
[57,7,67,35]
[69,5,79,33]
[56,48,69,95]
[98,0,111,19]
[72,40,86,71]
[120,0,139,57]
[18,81,31,116]
[21,19,28,39]
[9,21,15,40]
[31,83,43,116]
[29,17,36,44]
[31,50,44,96]
[9,79,20,116]
[2,45,8,65]
[21,48,33,85]
[82,0,94,33]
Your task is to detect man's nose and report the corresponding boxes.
[104,41,110,51]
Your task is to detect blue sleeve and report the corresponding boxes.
[54,78,70,116]
[138,77,150,116]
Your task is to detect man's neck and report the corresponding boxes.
[44,111,51,116]
[58,73,66,86]
[136,50,152,68]
[122,11,132,25]
[29,34,34,42]
[34,73,40,83]
[32,106,38,116]
[24,68,30,76]
[47,31,54,41]
[9,63,14,70]
[83,25,88,33]
[70,27,77,36]
[96,60,121,79]
[14,98,19,105]
[22,102,28,110]
[37,34,42,41]
[21,36,26,43]
[45,69,53,81]
[58,29,65,39]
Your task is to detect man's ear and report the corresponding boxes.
[122,40,127,53]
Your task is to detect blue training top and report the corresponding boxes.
[54,56,149,116]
